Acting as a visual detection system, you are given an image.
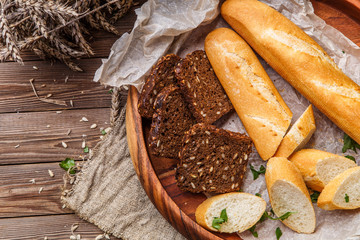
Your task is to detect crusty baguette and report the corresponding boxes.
[221,0,360,146]
[289,149,357,192]
[318,166,360,210]
[205,28,292,160]
[195,192,266,233]
[274,105,316,158]
[265,157,316,233]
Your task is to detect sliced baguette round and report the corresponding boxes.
[289,149,357,192]
[318,166,360,210]
[274,105,316,158]
[265,157,316,233]
[195,192,266,233]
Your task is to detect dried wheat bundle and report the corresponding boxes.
[0,0,133,71]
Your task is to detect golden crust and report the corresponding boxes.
[205,28,292,160]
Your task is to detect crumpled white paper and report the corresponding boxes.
[94,0,360,239]
[93,0,219,90]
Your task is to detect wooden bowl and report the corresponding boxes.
[126,1,360,239]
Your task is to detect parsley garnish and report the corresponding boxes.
[342,50,345,54]
[59,158,76,174]
[342,133,360,153]
[108,89,113,94]
[250,164,266,180]
[101,129,107,135]
[262,211,295,221]
[310,191,320,203]
[276,227,282,240]
[84,146,89,153]
[249,225,258,237]
[255,193,262,197]
[345,193,349,203]
[345,155,356,163]
[212,208,228,230]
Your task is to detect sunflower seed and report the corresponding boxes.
[48,169,54,177]
[39,187,43,193]
[62,141,68,148]
[70,100,74,107]
[81,140,86,149]
[90,123,97,129]
[80,117,88,122]
[14,144,20,148]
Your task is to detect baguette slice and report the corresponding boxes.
[318,166,360,210]
[289,149,357,192]
[205,27,292,160]
[221,0,360,146]
[265,157,316,233]
[274,105,316,158]
[195,192,266,233]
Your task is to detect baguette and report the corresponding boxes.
[289,149,357,192]
[265,157,316,233]
[205,28,292,160]
[274,105,316,158]
[195,192,266,233]
[318,166,360,210]
[221,0,360,145]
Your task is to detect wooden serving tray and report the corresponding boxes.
[126,1,360,239]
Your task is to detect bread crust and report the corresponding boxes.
[205,28,292,160]
[318,166,360,210]
[195,192,266,233]
[289,149,357,192]
[265,157,316,233]
[221,0,360,145]
[274,105,316,158]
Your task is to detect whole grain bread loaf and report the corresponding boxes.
[176,123,252,193]
[175,50,233,124]
[138,54,181,119]
[148,85,196,159]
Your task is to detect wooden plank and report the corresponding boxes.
[0,108,110,165]
[0,58,115,113]
[0,214,118,240]
[0,162,72,218]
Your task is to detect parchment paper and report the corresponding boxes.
[94,0,360,239]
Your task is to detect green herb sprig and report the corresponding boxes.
[212,208,228,230]
[345,193,350,203]
[310,191,320,203]
[276,227,282,240]
[345,155,356,163]
[250,164,266,180]
[84,146,89,153]
[59,158,76,174]
[342,133,360,153]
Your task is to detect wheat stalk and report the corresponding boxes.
[0,0,133,70]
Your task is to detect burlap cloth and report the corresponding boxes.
[61,90,185,239]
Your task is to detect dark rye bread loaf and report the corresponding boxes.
[175,50,233,124]
[138,54,181,119]
[148,85,196,159]
[176,123,252,193]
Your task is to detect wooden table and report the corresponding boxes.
[1,1,360,240]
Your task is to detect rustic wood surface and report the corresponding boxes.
[1,1,360,240]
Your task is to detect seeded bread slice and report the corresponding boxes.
[138,54,181,119]
[176,123,252,193]
[175,50,233,124]
[148,85,196,159]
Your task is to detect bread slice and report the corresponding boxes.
[148,85,195,158]
[265,157,316,233]
[274,105,316,158]
[289,149,357,192]
[318,166,360,210]
[175,123,252,193]
[205,28,292,160]
[175,50,233,124]
[195,192,266,233]
[138,54,181,118]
